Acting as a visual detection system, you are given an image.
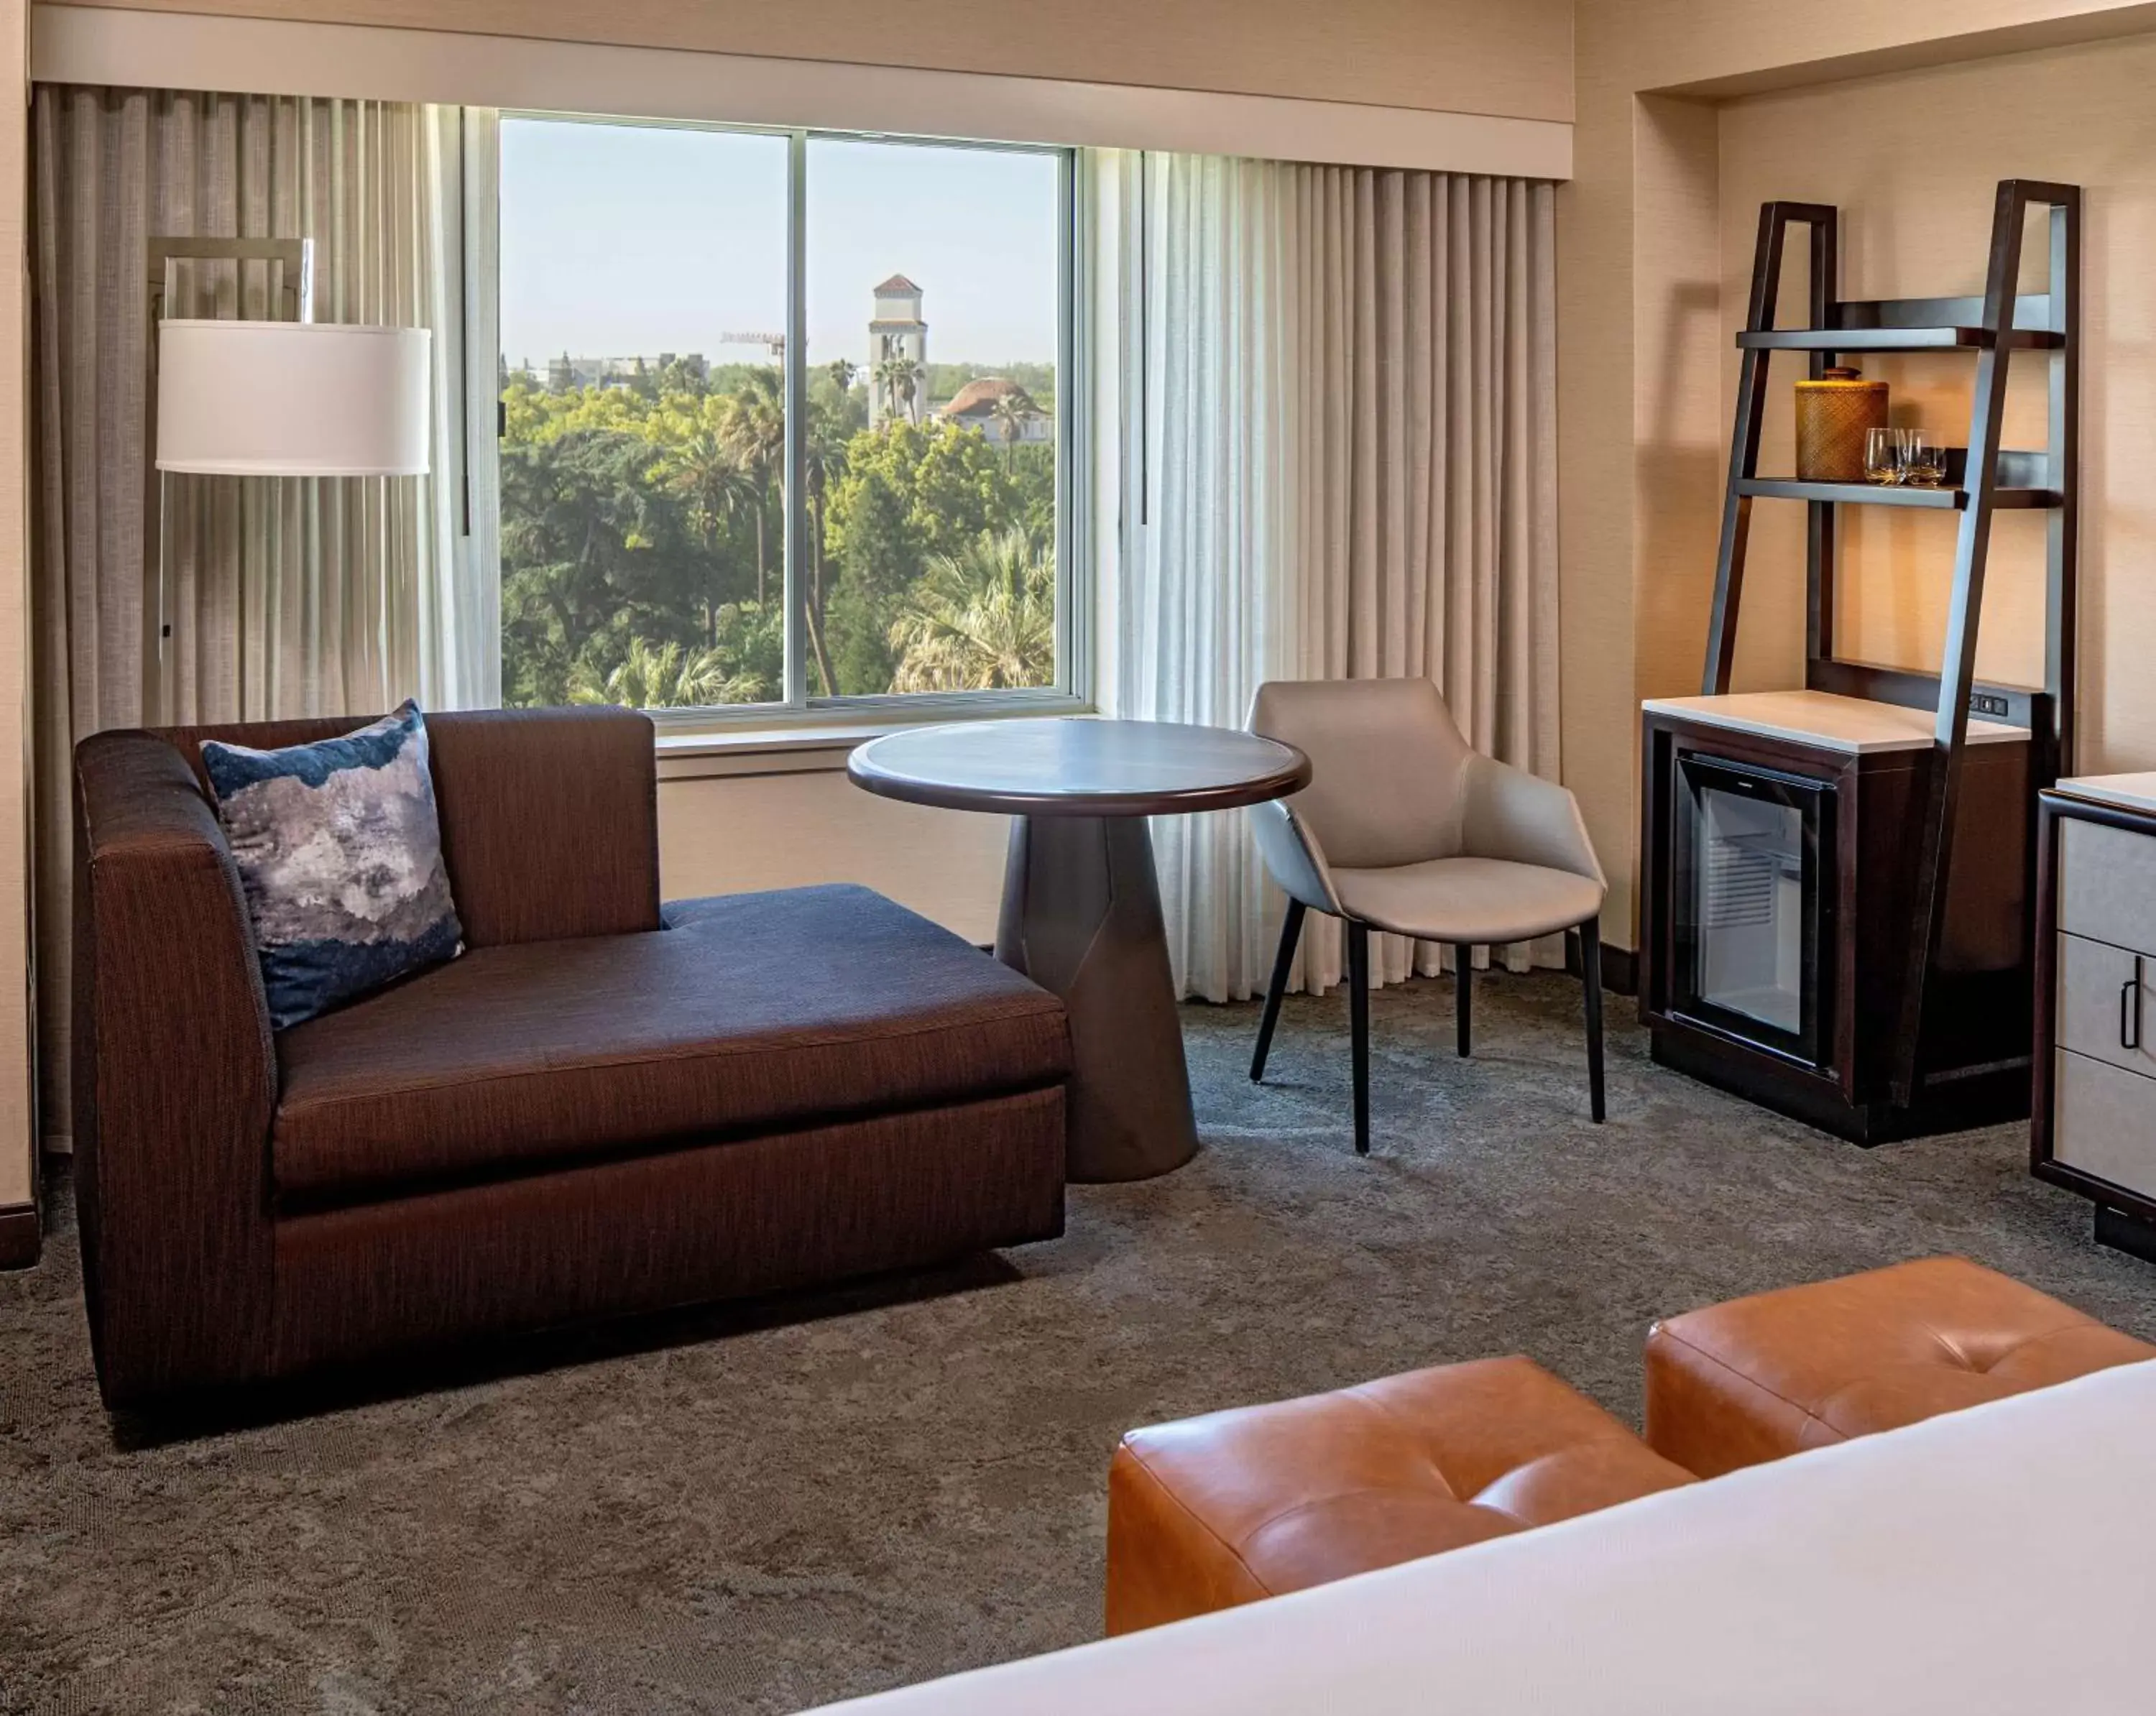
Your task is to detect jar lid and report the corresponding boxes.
[1798,364,1885,390]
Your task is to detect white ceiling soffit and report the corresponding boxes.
[30,6,1573,180]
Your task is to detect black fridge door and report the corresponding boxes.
[1672,752,1835,1068]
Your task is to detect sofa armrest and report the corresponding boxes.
[73,731,279,1407]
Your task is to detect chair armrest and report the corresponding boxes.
[73,732,278,1406]
[1460,754,1607,890]
[1250,800,1344,916]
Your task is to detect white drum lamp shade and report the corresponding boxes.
[156,319,432,476]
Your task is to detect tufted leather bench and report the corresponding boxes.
[1105,1355,1695,1635]
[1645,1256,2155,1478]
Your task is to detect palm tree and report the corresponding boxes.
[991,392,1031,470]
[896,360,925,423]
[717,366,786,603]
[650,429,757,643]
[872,355,904,421]
[709,599,785,704]
[800,404,848,697]
[569,638,734,709]
[826,359,857,397]
[875,354,925,425]
[887,528,1056,693]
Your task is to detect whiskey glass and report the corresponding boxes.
[1864,425,1908,486]
[1902,430,1948,487]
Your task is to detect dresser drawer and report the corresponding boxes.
[2054,1048,2156,1201]
[2059,818,2156,956]
[2055,933,2156,1079]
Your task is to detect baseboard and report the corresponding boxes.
[1565,930,1639,998]
[0,1201,39,1270]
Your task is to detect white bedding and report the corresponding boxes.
[807,1359,2156,1714]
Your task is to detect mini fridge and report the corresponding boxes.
[1669,754,1834,1068]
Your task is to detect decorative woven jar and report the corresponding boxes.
[1795,366,1889,482]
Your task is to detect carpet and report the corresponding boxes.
[3,970,2152,1714]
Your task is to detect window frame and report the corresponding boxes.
[478,111,1091,729]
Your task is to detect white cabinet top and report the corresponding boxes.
[1641,691,2028,754]
[2055,772,2156,817]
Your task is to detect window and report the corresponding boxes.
[489,116,1077,719]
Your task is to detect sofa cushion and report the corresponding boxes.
[272,884,1071,1204]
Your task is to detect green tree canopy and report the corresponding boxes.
[498,366,1055,708]
[888,527,1055,693]
[823,420,1025,693]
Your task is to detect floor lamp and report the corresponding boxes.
[146,236,431,722]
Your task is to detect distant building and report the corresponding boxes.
[544,351,708,392]
[938,377,1051,446]
[656,352,709,387]
[869,275,928,428]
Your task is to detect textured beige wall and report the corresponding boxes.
[1562,0,2156,949]
[0,0,27,1214]
[48,0,1577,122]
[658,767,1006,946]
[1561,6,1722,950]
[1600,0,2156,93]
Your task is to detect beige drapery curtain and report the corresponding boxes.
[29,85,476,1142]
[1111,153,1560,1002]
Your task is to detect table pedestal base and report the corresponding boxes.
[995,815,1198,1182]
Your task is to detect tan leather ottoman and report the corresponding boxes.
[1646,1256,2155,1478]
[1105,1355,1695,1635]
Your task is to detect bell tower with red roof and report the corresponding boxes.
[868,275,927,429]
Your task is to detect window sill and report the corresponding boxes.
[654,700,1095,781]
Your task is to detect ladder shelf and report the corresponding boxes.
[1697,180,2080,1115]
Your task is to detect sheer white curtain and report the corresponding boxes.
[1105,150,1560,1002]
[29,85,490,1140]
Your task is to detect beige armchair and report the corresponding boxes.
[1246,678,1608,1153]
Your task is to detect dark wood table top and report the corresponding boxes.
[847,718,1311,817]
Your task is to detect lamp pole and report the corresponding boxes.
[142,236,311,722]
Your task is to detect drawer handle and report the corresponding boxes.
[2124,956,2145,1053]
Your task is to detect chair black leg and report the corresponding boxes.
[1454,944,1473,1058]
[1580,915,1606,1123]
[1250,899,1307,1083]
[1348,921,1370,1155]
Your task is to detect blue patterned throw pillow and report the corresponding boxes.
[201,700,464,1030]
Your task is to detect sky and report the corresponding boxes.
[499,118,1061,372]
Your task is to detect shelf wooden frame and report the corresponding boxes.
[1734,477,2059,509]
[1736,326,2063,353]
[1697,180,2081,1113]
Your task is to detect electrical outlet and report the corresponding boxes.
[1968,692,2012,718]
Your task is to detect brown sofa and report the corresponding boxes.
[73,706,1072,1409]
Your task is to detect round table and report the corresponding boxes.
[848,719,1311,1182]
